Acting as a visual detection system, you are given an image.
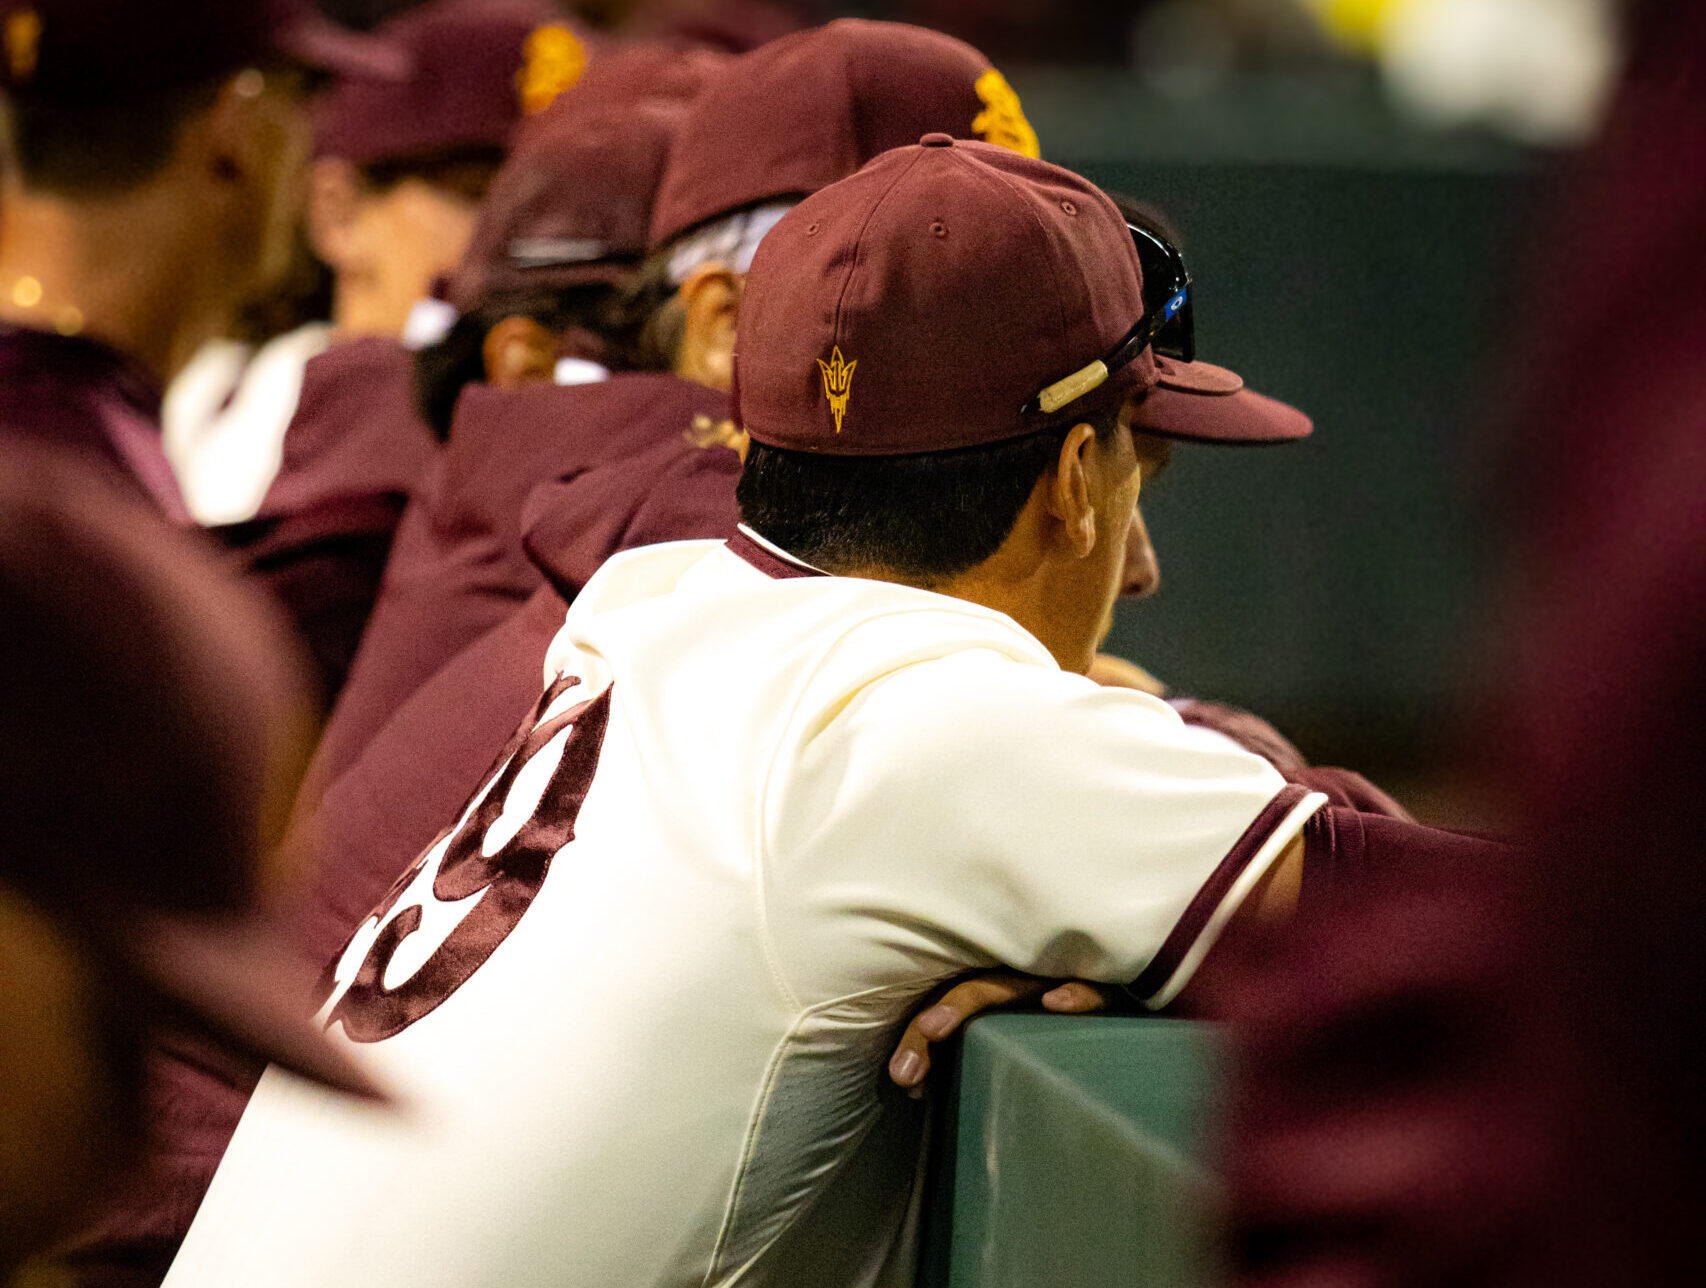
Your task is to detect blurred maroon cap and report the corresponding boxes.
[314,0,589,166]
[620,0,810,55]
[650,18,1039,247]
[0,447,383,1102]
[446,45,720,312]
[737,137,1311,455]
[0,0,402,100]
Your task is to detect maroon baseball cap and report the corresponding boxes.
[0,0,402,101]
[649,18,1040,248]
[0,448,382,1101]
[313,0,588,166]
[446,46,717,312]
[737,137,1312,455]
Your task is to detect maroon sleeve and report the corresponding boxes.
[1299,809,1502,913]
[1288,767,1414,822]
[615,445,743,551]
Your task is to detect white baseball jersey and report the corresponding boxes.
[167,528,1324,1288]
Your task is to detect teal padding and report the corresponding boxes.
[920,1014,1224,1288]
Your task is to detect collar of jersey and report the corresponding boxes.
[729,525,829,580]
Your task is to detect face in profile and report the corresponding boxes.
[1077,413,1175,668]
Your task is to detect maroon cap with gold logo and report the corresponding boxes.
[0,0,400,101]
[445,47,720,311]
[736,136,1312,455]
[649,18,1039,248]
[313,0,589,166]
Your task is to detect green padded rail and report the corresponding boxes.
[919,1014,1224,1288]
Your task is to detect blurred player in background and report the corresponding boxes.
[0,0,392,520]
[0,453,386,1288]
[411,42,723,436]
[164,0,584,528]
[179,0,588,710]
[0,6,402,1283]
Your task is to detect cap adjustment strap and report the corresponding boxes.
[1037,359,1110,415]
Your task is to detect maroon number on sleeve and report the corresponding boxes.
[326,679,612,1043]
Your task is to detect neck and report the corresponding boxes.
[845,501,1101,675]
[330,280,405,340]
[0,181,228,386]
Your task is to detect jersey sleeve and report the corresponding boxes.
[764,646,1326,1010]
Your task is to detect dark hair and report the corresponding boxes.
[413,242,695,439]
[411,284,623,439]
[1,79,223,197]
[603,249,687,374]
[737,403,1123,587]
[356,144,506,203]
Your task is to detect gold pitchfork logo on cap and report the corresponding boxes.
[818,347,858,433]
[517,24,587,115]
[972,69,1040,159]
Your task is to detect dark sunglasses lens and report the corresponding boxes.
[1129,225,1194,363]
[1154,296,1193,364]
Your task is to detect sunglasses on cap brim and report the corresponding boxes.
[1021,223,1195,418]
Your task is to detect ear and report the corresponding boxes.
[483,315,561,387]
[674,262,742,392]
[305,157,365,274]
[1046,422,1099,559]
[160,72,264,206]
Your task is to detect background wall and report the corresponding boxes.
[1014,71,1546,814]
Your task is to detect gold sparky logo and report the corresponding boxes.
[517,24,587,115]
[818,347,858,434]
[972,68,1040,159]
[5,8,42,85]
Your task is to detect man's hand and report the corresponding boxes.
[887,972,1110,1098]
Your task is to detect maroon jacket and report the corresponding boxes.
[0,326,189,522]
[300,373,729,805]
[214,337,437,708]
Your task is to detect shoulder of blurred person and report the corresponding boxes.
[0,324,186,520]
[0,443,382,1286]
[1218,4,1706,1285]
[54,571,588,1285]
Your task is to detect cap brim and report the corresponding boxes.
[449,258,640,314]
[121,913,388,1103]
[1127,355,1313,445]
[276,10,410,82]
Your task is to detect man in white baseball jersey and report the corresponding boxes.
[169,140,1335,1287]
